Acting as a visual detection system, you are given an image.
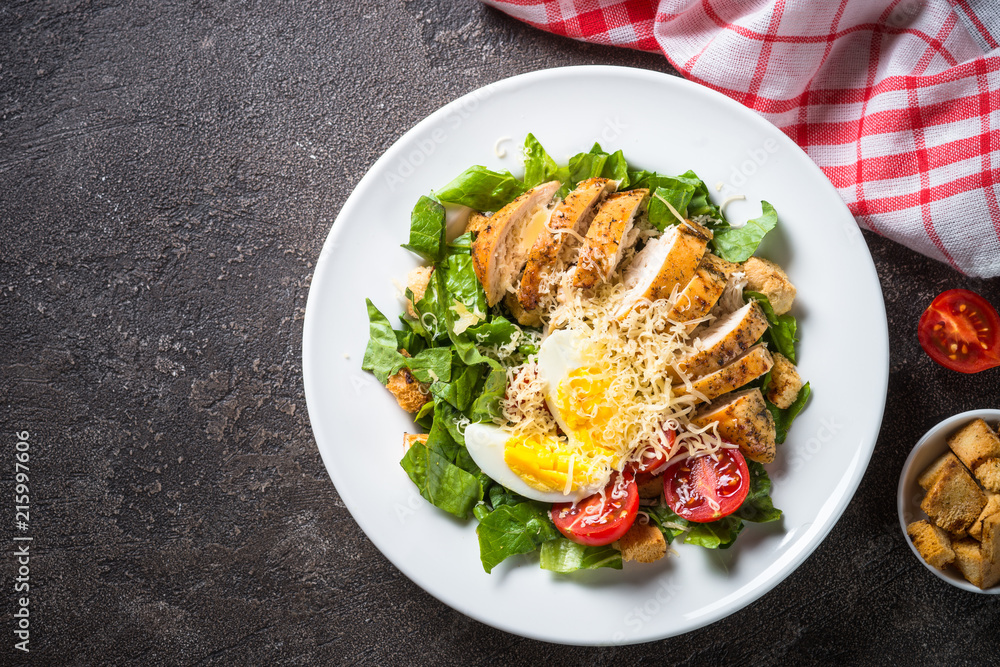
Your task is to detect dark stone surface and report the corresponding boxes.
[2,1,998,664]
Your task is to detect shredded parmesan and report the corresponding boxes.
[450,300,485,334]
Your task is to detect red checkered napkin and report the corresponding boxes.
[482,0,1000,277]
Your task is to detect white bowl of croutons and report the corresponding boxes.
[898,409,1000,593]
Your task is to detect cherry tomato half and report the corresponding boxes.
[917,289,1000,374]
[632,428,676,488]
[663,448,750,523]
[550,472,639,546]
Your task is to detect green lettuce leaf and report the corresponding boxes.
[468,367,507,423]
[684,516,744,549]
[466,315,519,347]
[648,180,696,230]
[523,133,564,188]
[361,299,406,384]
[645,505,745,549]
[768,382,811,444]
[539,539,623,573]
[400,441,481,519]
[602,150,630,188]
[475,501,560,573]
[567,143,609,185]
[429,361,483,412]
[734,460,783,523]
[447,231,474,255]
[404,347,451,384]
[713,201,778,262]
[744,290,798,362]
[401,196,446,262]
[434,166,527,211]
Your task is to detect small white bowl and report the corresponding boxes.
[898,409,1000,594]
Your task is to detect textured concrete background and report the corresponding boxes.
[2,0,999,664]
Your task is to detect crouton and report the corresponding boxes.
[948,419,1000,472]
[974,458,1000,493]
[952,538,989,588]
[906,520,955,569]
[405,266,433,318]
[386,366,429,413]
[742,256,796,315]
[619,521,667,563]
[971,494,1000,541]
[465,211,491,235]
[917,452,962,491]
[638,476,663,499]
[765,353,803,409]
[920,461,987,535]
[403,433,429,450]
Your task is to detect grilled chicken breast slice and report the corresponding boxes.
[664,253,735,327]
[614,218,712,319]
[572,189,649,289]
[691,388,777,463]
[673,302,769,380]
[471,181,561,306]
[673,344,774,402]
[518,178,617,310]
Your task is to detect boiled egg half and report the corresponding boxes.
[464,328,623,503]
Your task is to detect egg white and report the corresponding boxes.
[536,328,589,435]
[464,422,602,503]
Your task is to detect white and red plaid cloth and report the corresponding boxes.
[483,0,1000,277]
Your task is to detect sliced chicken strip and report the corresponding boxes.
[673,344,773,403]
[613,218,712,319]
[471,181,561,306]
[673,302,769,381]
[691,388,777,463]
[572,189,649,289]
[664,253,736,327]
[518,178,617,310]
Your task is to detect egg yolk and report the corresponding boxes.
[556,365,618,451]
[503,434,612,494]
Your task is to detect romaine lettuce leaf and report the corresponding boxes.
[745,290,798,362]
[523,133,564,188]
[565,143,631,189]
[567,143,609,185]
[468,367,507,423]
[476,501,561,573]
[400,440,481,519]
[713,201,778,262]
[768,382,811,444]
[434,166,527,211]
[361,299,406,384]
[684,516,744,549]
[734,460,783,523]
[539,538,623,573]
[404,347,451,384]
[401,195,446,262]
[466,315,518,347]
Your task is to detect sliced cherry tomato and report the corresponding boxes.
[632,428,676,488]
[663,448,750,523]
[550,472,639,546]
[917,289,1000,374]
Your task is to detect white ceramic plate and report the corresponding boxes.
[303,66,889,645]
[898,409,1000,594]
